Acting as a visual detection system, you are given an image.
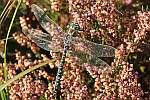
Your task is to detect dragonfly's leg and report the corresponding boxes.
[53,45,69,95]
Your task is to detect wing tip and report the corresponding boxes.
[31,4,44,20]
[22,26,30,35]
[31,4,38,10]
[31,4,43,12]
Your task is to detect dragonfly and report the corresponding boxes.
[22,4,116,95]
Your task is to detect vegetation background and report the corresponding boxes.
[0,0,149,100]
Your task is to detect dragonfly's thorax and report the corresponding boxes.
[64,34,72,47]
[63,23,80,49]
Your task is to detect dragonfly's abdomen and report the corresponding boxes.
[53,42,69,95]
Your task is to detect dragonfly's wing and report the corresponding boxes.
[68,50,112,74]
[67,37,115,73]
[22,27,64,52]
[71,37,115,58]
[31,4,66,38]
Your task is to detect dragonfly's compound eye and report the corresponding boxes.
[74,23,80,31]
[69,22,80,31]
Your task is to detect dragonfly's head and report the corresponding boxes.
[69,22,80,31]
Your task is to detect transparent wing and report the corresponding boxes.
[68,50,112,74]
[30,4,115,59]
[22,27,64,51]
[22,27,114,71]
[31,4,66,38]
[71,37,115,57]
